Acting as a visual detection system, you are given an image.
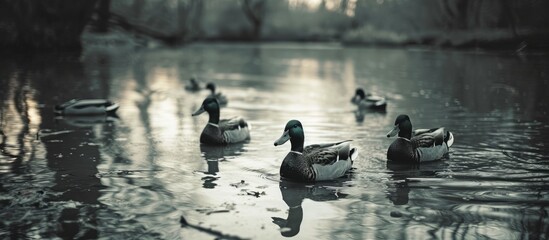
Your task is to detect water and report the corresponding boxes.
[1,43,548,239]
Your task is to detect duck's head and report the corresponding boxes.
[355,88,366,100]
[192,97,220,123]
[353,88,372,102]
[387,114,412,139]
[189,77,199,86]
[206,82,216,94]
[274,120,305,152]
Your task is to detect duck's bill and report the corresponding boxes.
[274,130,290,146]
[192,106,205,116]
[386,125,399,137]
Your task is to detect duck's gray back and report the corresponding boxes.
[313,160,352,181]
[223,126,249,144]
[416,143,449,162]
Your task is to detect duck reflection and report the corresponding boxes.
[55,114,119,128]
[272,180,348,237]
[386,161,446,205]
[386,162,417,205]
[199,142,246,189]
[354,109,365,123]
[354,108,386,123]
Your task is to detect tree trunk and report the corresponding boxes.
[0,0,98,51]
[92,0,111,33]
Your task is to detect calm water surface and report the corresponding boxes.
[1,43,548,239]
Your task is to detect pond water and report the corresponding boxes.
[1,43,548,239]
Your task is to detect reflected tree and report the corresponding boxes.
[0,65,32,173]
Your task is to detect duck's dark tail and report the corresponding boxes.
[349,147,359,162]
[445,131,454,148]
[336,142,358,161]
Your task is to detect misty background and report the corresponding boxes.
[1,0,548,51]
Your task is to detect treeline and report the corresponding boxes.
[106,0,548,48]
[1,0,548,50]
[0,0,98,50]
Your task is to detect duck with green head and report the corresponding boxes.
[274,120,358,182]
[206,82,228,106]
[386,114,454,163]
[351,88,387,111]
[192,97,250,145]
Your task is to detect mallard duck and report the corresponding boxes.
[192,97,250,145]
[351,88,387,111]
[386,115,454,163]
[206,82,228,106]
[185,77,202,92]
[54,99,119,115]
[273,120,358,182]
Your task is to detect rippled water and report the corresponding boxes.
[1,43,548,239]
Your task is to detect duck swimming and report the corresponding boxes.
[274,120,358,182]
[206,83,228,106]
[386,115,454,163]
[192,97,250,145]
[54,99,119,115]
[351,88,387,111]
[185,77,202,92]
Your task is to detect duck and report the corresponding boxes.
[386,114,454,163]
[273,120,358,182]
[206,82,228,106]
[185,77,202,92]
[192,97,250,145]
[351,88,387,111]
[54,99,119,115]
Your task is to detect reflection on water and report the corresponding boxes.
[1,43,548,239]
[58,115,119,128]
[45,117,106,239]
[200,143,246,189]
[386,161,448,206]
[354,109,386,123]
[273,180,348,237]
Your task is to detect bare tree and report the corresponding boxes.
[340,0,349,13]
[92,0,111,33]
[0,0,98,50]
[241,0,266,40]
